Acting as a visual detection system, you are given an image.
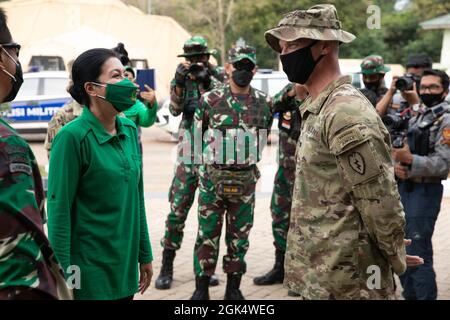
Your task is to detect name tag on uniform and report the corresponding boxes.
[10,163,32,175]
[221,184,243,196]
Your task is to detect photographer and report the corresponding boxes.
[393,69,450,300]
[155,35,222,290]
[377,54,432,117]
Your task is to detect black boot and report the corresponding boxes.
[209,274,219,286]
[190,276,210,300]
[155,249,176,290]
[224,274,245,300]
[253,251,285,285]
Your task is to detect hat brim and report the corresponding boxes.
[177,50,215,58]
[360,65,391,75]
[229,56,257,65]
[265,25,356,53]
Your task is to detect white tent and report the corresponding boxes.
[0,0,198,98]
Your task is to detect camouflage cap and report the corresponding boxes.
[178,35,216,57]
[228,45,257,65]
[264,4,356,53]
[360,55,391,75]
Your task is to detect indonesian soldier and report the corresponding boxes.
[155,36,222,290]
[359,55,393,114]
[0,8,72,300]
[191,45,272,300]
[253,83,306,291]
[393,69,450,300]
[265,4,423,299]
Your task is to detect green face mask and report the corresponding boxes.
[93,78,138,112]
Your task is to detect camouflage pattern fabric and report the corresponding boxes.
[270,84,301,253]
[192,84,272,276]
[0,118,72,300]
[285,76,407,300]
[44,100,83,157]
[161,65,222,251]
[360,55,391,75]
[161,162,198,250]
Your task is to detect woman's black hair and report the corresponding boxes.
[0,8,13,43]
[68,48,117,106]
[111,42,130,66]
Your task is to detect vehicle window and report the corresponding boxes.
[15,78,39,99]
[44,78,69,95]
[268,78,290,97]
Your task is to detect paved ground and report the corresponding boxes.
[30,126,450,300]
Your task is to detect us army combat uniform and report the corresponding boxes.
[398,101,450,300]
[193,84,272,278]
[44,99,83,158]
[0,118,72,300]
[286,76,407,299]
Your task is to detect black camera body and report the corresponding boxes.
[188,63,210,84]
[395,73,421,92]
[382,105,412,148]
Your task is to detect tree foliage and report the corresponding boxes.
[150,0,449,68]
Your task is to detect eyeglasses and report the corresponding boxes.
[233,60,255,72]
[1,42,21,58]
[419,84,443,93]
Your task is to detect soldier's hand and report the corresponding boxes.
[394,163,408,180]
[404,239,424,267]
[175,62,190,88]
[140,84,156,106]
[139,262,153,294]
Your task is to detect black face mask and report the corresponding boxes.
[280,40,325,85]
[364,81,380,92]
[2,50,24,102]
[232,69,253,87]
[420,93,444,108]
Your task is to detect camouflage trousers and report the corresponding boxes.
[270,165,295,254]
[193,165,258,277]
[160,161,199,250]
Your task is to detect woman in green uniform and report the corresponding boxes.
[47,48,153,300]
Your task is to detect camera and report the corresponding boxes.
[395,74,420,92]
[382,106,412,148]
[188,62,209,83]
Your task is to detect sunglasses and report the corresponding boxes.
[1,42,21,58]
[233,60,255,72]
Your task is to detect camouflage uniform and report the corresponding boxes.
[156,36,222,290]
[162,39,222,251]
[360,55,391,107]
[0,118,72,300]
[44,99,83,158]
[265,5,407,300]
[193,47,273,282]
[270,84,302,254]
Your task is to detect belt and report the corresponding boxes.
[408,177,442,184]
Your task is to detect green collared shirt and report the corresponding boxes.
[47,106,152,300]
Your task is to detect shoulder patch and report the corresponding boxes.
[10,163,32,175]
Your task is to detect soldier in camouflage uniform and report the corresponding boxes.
[156,35,222,290]
[191,45,273,300]
[0,9,72,300]
[44,99,83,158]
[253,83,306,289]
[360,55,391,104]
[265,4,423,299]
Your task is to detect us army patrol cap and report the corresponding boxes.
[228,45,257,65]
[265,4,356,53]
[360,55,391,75]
